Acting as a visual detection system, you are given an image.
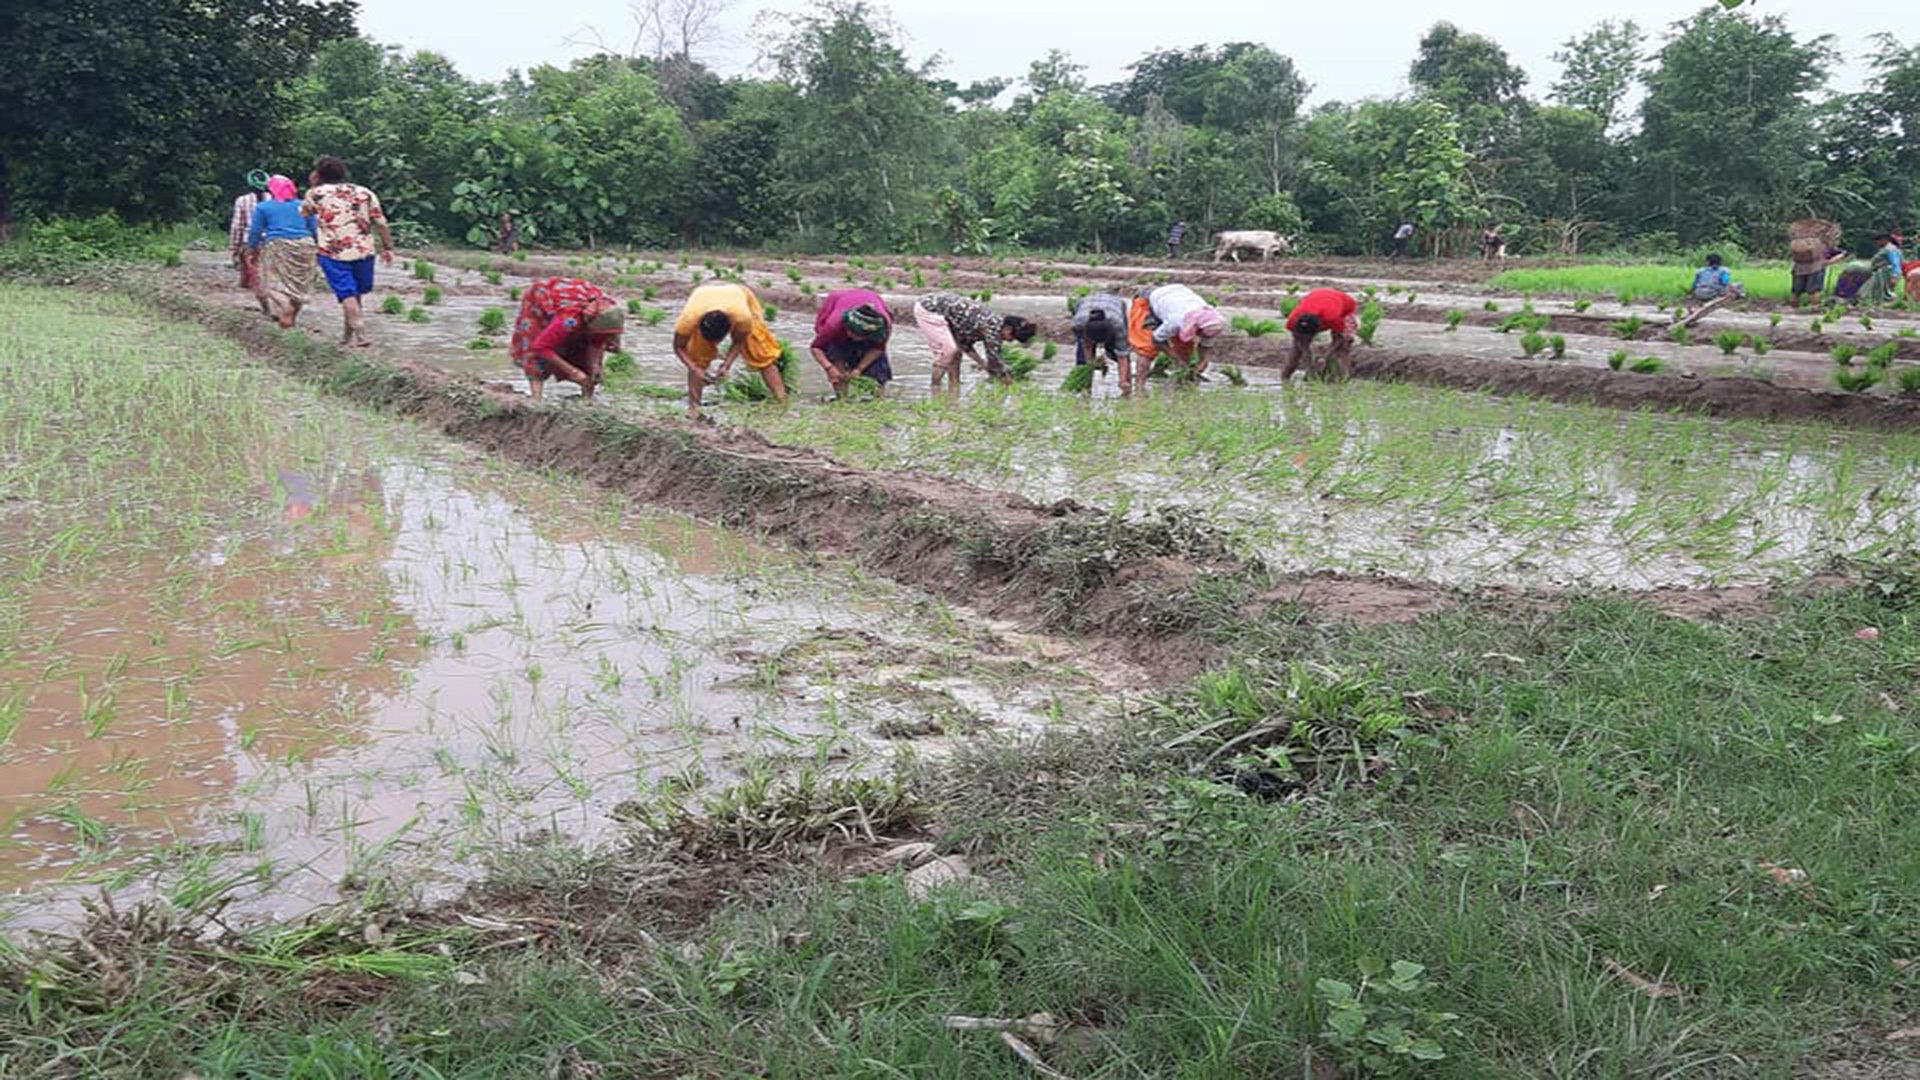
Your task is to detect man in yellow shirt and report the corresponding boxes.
[673,282,786,420]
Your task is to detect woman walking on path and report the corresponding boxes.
[511,278,624,401]
[246,175,317,329]
[302,156,394,347]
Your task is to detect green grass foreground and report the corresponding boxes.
[7,584,1920,1077]
[1492,262,1798,302]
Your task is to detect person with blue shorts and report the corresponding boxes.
[301,156,394,347]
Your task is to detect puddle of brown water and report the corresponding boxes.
[1,441,1111,929]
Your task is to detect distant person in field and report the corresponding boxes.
[302,156,394,347]
[1861,232,1906,305]
[1689,253,1745,303]
[228,174,267,296]
[246,175,317,330]
[1283,287,1359,381]
[1167,220,1187,261]
[674,281,786,419]
[911,292,1036,394]
[1480,223,1506,262]
[1135,283,1226,380]
[1391,221,1415,258]
[1789,234,1847,308]
[511,277,623,401]
[810,288,894,399]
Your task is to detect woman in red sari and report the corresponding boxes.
[511,278,625,400]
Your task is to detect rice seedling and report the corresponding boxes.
[412,261,436,283]
[378,296,406,316]
[423,286,443,305]
[1866,342,1900,369]
[1231,315,1283,338]
[1060,364,1095,393]
[641,307,667,326]
[1713,331,1744,356]
[1444,310,1464,331]
[1221,365,1247,386]
[1519,331,1547,357]
[1831,344,1858,366]
[483,270,502,286]
[1752,338,1771,356]
[465,338,494,350]
[976,289,994,303]
[1811,318,1824,334]
[1897,366,1920,394]
[1860,315,1875,331]
[1572,299,1592,313]
[1279,296,1299,317]
[508,286,522,301]
[1548,334,1567,359]
[1768,312,1783,331]
[1002,345,1040,381]
[725,341,801,402]
[1612,315,1644,339]
[1616,288,1634,305]
[785,268,803,284]
[407,306,431,323]
[1834,367,1879,392]
[762,303,779,322]
[1042,342,1059,361]
[476,307,507,335]
[1482,300,1499,312]
[1629,356,1664,374]
[1667,324,1690,345]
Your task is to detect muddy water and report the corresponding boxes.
[1,387,1111,930]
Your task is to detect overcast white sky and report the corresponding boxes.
[357,1,1917,104]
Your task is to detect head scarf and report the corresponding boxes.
[1177,307,1227,343]
[843,304,887,341]
[587,305,626,334]
[265,175,297,202]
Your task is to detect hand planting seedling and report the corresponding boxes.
[379,295,406,316]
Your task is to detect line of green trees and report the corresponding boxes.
[3,1,1915,257]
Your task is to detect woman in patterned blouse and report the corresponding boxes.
[910,293,1037,394]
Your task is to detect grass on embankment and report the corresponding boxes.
[1492,262,1797,302]
[8,578,1919,1077]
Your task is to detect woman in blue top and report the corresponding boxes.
[1689,253,1745,303]
[249,175,319,328]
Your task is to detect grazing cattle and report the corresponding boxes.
[1212,230,1294,264]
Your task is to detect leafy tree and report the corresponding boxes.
[1384,100,1481,255]
[0,0,357,232]
[1550,20,1646,132]
[1409,22,1529,152]
[1635,8,1834,245]
[1056,124,1132,252]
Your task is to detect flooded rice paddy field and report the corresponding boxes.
[193,254,1920,592]
[0,285,1116,927]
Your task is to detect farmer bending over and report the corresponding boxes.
[674,282,786,420]
[1071,292,1128,384]
[911,293,1037,394]
[811,288,894,399]
[1144,284,1226,379]
[1283,288,1358,381]
[512,277,623,401]
[1690,254,1746,303]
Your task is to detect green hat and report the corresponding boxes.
[587,306,626,333]
[246,169,271,191]
[843,304,887,340]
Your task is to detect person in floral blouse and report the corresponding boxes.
[300,156,394,347]
[909,292,1036,394]
[510,277,625,401]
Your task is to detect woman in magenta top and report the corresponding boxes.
[810,288,894,398]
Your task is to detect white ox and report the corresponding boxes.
[1211,230,1295,264]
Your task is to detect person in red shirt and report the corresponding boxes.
[511,278,625,400]
[1283,288,1358,381]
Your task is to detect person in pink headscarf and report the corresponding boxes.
[1145,283,1227,378]
[247,174,318,329]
